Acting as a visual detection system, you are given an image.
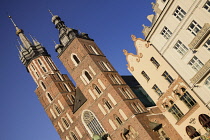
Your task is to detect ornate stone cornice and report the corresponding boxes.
[189,23,210,50]
[190,59,210,84]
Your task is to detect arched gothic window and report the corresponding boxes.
[199,114,210,130]
[103,99,112,110]
[41,81,46,90]
[82,110,105,136]
[70,132,78,140]
[47,93,53,102]
[114,114,123,126]
[71,54,80,66]
[54,104,61,115]
[62,117,70,129]
[186,126,200,139]
[93,84,102,95]
[83,70,92,82]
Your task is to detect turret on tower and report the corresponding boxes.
[49,11,93,54]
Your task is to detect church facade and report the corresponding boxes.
[9,13,181,139]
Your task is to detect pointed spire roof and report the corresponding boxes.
[9,16,32,49]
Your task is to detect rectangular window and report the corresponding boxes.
[152,84,163,96]
[187,20,202,36]
[141,71,150,81]
[160,26,172,39]
[162,71,174,84]
[173,40,189,56]
[203,0,210,13]
[150,57,160,68]
[173,6,186,21]
[180,92,196,109]
[203,38,210,52]
[169,104,184,120]
[188,56,204,72]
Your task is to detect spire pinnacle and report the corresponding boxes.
[48,9,54,16]
[8,16,19,31]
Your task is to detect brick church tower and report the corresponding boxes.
[10,14,163,140]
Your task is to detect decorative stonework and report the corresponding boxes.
[189,23,210,49]
[190,59,210,84]
[124,35,151,72]
[142,24,151,38]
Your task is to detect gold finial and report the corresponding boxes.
[48,9,54,16]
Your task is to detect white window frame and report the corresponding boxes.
[203,0,210,13]
[160,26,172,39]
[173,40,189,56]
[188,56,204,72]
[187,20,202,36]
[203,38,210,52]
[173,6,186,21]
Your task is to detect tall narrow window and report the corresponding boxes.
[187,21,202,36]
[70,132,78,140]
[119,88,133,99]
[180,88,196,108]
[63,83,71,92]
[99,61,111,71]
[114,114,123,125]
[205,76,210,90]
[72,54,80,66]
[38,59,42,65]
[168,104,184,120]
[188,56,204,72]
[173,40,189,56]
[162,71,174,84]
[173,6,186,21]
[47,93,53,102]
[88,45,99,55]
[56,73,63,81]
[109,74,122,84]
[41,81,46,90]
[93,84,102,95]
[54,104,61,115]
[62,117,70,129]
[82,110,105,136]
[141,71,150,81]
[150,57,160,68]
[152,84,163,96]
[84,71,92,82]
[203,0,210,13]
[203,38,210,52]
[103,99,112,110]
[160,26,172,39]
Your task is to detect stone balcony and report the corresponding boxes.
[189,23,210,50]
[190,59,210,84]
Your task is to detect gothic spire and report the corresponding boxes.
[9,16,32,49]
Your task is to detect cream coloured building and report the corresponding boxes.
[124,35,210,139]
[142,0,210,109]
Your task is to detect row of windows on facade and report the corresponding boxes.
[30,57,58,79]
[160,3,210,71]
[161,1,209,39]
[162,88,197,121]
[71,53,113,73]
[59,110,129,140]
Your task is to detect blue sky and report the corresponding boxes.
[0,0,154,139]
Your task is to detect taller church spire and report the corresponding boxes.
[9,16,49,68]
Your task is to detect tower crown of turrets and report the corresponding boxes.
[9,16,49,68]
[49,11,93,54]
